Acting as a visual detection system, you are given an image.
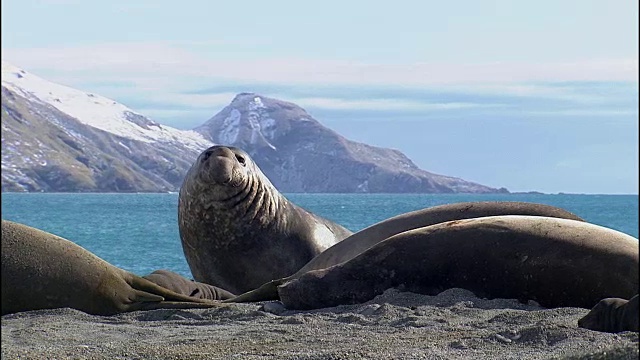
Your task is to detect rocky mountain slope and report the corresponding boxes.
[195,93,508,193]
[1,61,213,192]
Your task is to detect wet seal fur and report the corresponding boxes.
[179,145,353,294]
[276,215,638,310]
[228,202,585,303]
[578,294,639,333]
[1,220,223,316]
[143,269,235,300]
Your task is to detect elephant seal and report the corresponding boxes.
[276,215,638,310]
[294,201,584,276]
[178,145,353,294]
[578,294,639,333]
[143,270,235,300]
[228,202,585,303]
[1,220,223,316]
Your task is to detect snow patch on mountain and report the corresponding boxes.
[249,96,266,110]
[1,61,212,151]
[246,96,276,149]
[219,109,241,144]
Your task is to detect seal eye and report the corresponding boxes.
[235,154,246,166]
[201,151,212,162]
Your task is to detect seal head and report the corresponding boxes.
[578,295,639,333]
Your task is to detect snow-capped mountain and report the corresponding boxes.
[196,93,508,193]
[2,61,213,192]
[2,61,210,149]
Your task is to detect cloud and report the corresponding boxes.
[528,109,639,117]
[121,92,507,115]
[3,42,637,130]
[290,97,507,111]
[123,92,238,114]
[4,42,638,87]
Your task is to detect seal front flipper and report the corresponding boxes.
[122,277,227,312]
[142,269,235,300]
[124,272,216,304]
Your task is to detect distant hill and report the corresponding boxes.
[194,93,508,193]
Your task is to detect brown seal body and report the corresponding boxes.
[228,202,585,303]
[179,145,352,294]
[1,220,221,316]
[578,294,639,333]
[294,201,584,276]
[277,215,638,310]
[143,269,235,300]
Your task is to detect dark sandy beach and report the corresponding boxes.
[2,288,638,359]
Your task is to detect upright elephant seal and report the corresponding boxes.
[578,294,639,333]
[276,216,638,310]
[228,202,585,303]
[1,220,223,316]
[178,145,353,295]
[143,269,235,300]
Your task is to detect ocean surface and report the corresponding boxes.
[2,193,638,279]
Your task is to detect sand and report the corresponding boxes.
[2,288,638,359]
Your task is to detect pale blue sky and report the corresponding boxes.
[2,0,638,194]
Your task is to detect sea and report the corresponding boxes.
[1,193,638,279]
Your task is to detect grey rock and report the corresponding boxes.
[260,301,288,315]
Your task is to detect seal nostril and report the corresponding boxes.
[236,154,246,166]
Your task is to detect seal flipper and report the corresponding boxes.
[129,289,165,303]
[124,271,215,304]
[223,278,283,303]
[123,280,226,312]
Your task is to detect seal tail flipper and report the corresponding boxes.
[223,279,282,303]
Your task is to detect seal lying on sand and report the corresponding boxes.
[228,202,585,303]
[143,269,235,300]
[275,216,638,310]
[179,145,352,294]
[578,294,639,333]
[294,201,584,276]
[1,220,222,316]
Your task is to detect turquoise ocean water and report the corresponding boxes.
[1,193,638,279]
